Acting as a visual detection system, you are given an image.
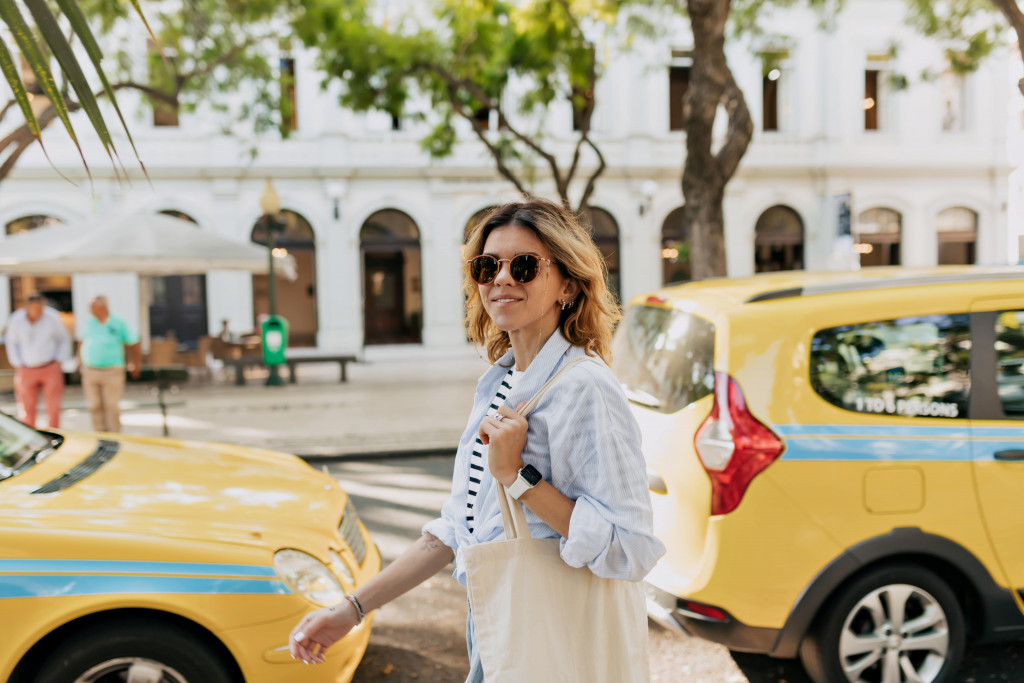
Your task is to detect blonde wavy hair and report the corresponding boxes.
[463,198,621,365]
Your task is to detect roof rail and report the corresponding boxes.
[745,268,1024,304]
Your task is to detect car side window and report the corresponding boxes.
[995,311,1024,417]
[810,314,970,419]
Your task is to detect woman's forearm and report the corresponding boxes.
[352,532,455,613]
[518,481,575,538]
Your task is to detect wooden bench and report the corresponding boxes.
[222,354,358,386]
[285,354,358,384]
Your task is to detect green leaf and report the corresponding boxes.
[0,0,90,174]
[123,0,162,54]
[24,0,120,169]
[0,34,41,142]
[52,0,147,175]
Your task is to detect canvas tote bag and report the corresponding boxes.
[463,357,650,683]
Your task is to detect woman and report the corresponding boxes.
[290,198,664,679]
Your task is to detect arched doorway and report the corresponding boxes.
[251,210,318,347]
[937,207,977,265]
[149,210,208,348]
[857,207,902,267]
[360,209,422,345]
[754,205,804,272]
[661,206,691,284]
[583,207,621,300]
[5,215,72,329]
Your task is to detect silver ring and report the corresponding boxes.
[494,413,505,422]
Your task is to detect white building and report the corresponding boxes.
[1,0,1021,353]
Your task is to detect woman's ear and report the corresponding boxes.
[561,279,581,301]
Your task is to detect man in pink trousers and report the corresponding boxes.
[4,292,72,428]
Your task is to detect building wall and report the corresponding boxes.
[0,2,1019,351]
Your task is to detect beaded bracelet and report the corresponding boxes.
[344,594,365,624]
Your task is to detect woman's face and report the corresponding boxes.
[478,224,570,336]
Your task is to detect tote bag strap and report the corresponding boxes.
[497,355,593,540]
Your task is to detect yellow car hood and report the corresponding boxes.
[0,432,345,554]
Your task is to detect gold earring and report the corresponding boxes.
[560,299,568,311]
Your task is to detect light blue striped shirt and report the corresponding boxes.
[423,329,665,587]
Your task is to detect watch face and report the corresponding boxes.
[520,464,543,486]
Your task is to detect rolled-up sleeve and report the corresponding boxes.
[547,363,666,582]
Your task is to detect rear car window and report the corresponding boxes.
[612,305,715,414]
[810,314,970,419]
[996,311,1024,417]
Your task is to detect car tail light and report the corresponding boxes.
[694,372,784,515]
[680,599,730,623]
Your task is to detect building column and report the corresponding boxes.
[900,204,933,267]
[206,180,254,337]
[421,186,469,348]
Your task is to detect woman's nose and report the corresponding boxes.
[492,260,515,285]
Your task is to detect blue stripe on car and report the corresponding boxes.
[773,424,1024,461]
[0,560,277,577]
[0,574,290,599]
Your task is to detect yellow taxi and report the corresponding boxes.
[0,413,380,683]
[612,266,1024,683]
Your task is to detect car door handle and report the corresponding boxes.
[994,450,1024,461]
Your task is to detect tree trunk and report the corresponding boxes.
[683,0,753,280]
[988,0,1024,97]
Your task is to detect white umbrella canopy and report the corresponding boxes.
[0,213,296,278]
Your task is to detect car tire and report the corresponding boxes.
[32,619,234,683]
[799,563,965,683]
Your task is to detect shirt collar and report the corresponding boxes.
[499,327,573,411]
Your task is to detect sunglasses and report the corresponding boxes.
[466,254,555,285]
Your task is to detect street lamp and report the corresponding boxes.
[259,179,287,387]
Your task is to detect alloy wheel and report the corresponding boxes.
[838,583,950,683]
[73,657,190,683]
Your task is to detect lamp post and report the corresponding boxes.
[259,179,287,387]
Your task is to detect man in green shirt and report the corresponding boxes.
[79,295,142,433]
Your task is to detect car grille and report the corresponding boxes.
[32,440,120,494]
[338,498,367,565]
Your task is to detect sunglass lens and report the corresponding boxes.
[510,255,540,284]
[471,256,498,284]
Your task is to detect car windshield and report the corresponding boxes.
[0,411,60,480]
[612,304,716,414]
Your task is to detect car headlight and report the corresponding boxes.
[273,549,346,606]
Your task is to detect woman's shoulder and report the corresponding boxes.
[555,351,624,401]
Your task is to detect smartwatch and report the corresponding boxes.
[507,464,543,500]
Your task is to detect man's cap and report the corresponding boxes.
[26,292,44,302]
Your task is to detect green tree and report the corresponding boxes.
[292,0,620,212]
[0,0,293,182]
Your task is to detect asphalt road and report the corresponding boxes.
[328,456,1023,683]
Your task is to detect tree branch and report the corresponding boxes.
[424,64,565,193]
[576,136,606,212]
[448,93,531,197]
[715,63,753,182]
[988,0,1024,96]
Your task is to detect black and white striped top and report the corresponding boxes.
[466,366,519,533]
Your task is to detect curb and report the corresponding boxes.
[298,447,457,462]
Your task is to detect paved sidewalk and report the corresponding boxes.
[1,346,492,459]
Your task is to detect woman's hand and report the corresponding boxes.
[289,599,361,664]
[480,402,528,486]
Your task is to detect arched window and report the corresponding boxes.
[857,207,902,267]
[251,209,318,347]
[150,210,208,348]
[754,205,804,272]
[360,209,422,345]
[583,207,621,300]
[937,207,977,265]
[5,215,70,315]
[661,206,691,284]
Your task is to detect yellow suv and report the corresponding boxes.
[612,266,1024,683]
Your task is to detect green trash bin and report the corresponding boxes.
[261,315,289,366]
